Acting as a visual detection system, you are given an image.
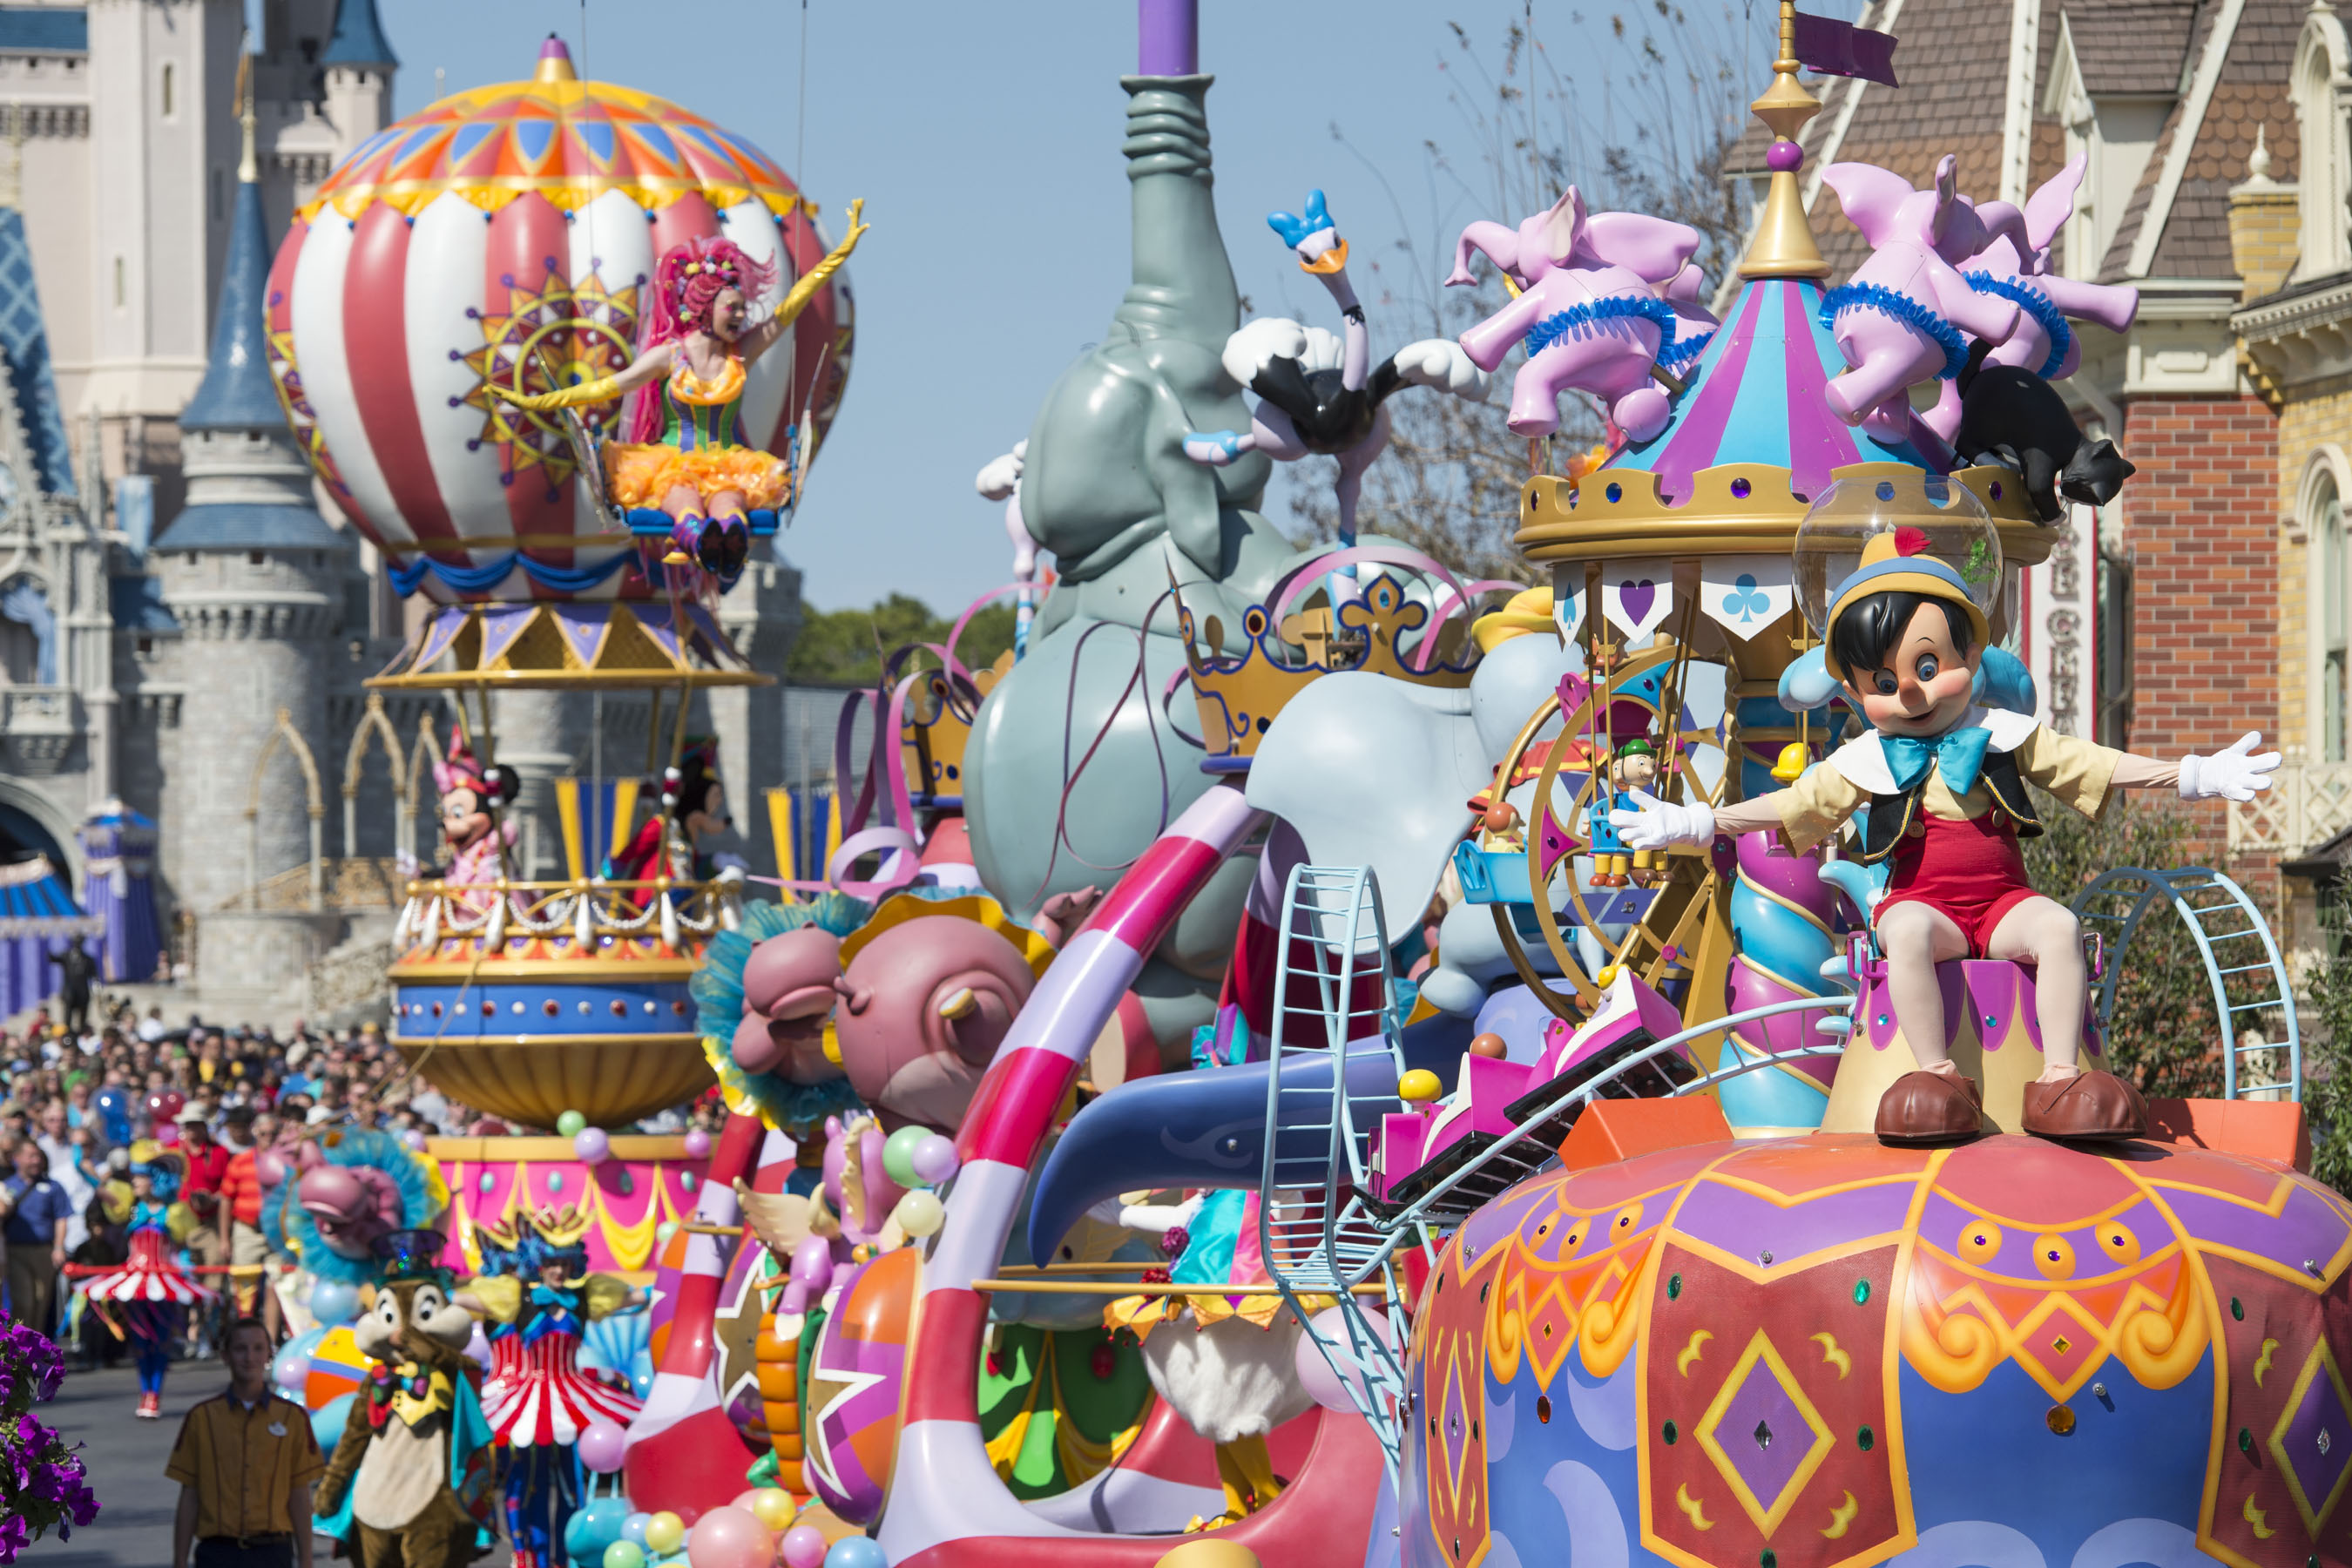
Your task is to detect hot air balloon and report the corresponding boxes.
[266,36,853,615]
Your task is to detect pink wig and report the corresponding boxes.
[628,235,781,443]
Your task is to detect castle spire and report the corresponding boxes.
[321,0,398,68]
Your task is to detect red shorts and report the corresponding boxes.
[1876,808,2042,957]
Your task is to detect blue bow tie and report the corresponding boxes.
[1882,726,1993,795]
[529,1283,578,1310]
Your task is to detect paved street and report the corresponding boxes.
[30,1364,512,1565]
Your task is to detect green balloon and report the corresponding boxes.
[557,1110,587,1138]
[604,1543,646,1568]
[882,1125,929,1187]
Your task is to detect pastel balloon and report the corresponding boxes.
[622,1513,652,1547]
[308,1281,362,1326]
[402,1129,429,1152]
[685,1504,773,1568]
[270,1346,310,1390]
[1294,1305,1396,1413]
[605,1544,646,1568]
[824,1537,889,1568]
[557,1110,588,1138]
[781,1525,828,1568]
[881,1125,929,1187]
[892,1190,944,1238]
[577,1417,629,1474]
[575,1127,612,1165]
[741,1489,795,1531]
[909,1134,959,1185]
[643,1511,686,1557]
[683,1128,712,1158]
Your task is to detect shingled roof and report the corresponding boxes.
[1724,0,2299,289]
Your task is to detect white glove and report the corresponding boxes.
[1609,788,1715,851]
[2180,733,2281,802]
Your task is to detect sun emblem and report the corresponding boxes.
[463,266,640,500]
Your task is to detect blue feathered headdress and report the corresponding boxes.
[266,1126,443,1286]
[693,895,872,1133]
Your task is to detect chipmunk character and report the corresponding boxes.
[315,1229,497,1568]
[1613,528,2277,1143]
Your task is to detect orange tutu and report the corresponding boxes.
[604,443,790,510]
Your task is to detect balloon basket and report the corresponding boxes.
[366,599,774,691]
[429,1134,708,1278]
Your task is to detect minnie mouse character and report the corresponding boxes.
[427,740,519,903]
[608,738,742,885]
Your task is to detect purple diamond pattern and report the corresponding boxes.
[1696,1331,1832,1529]
[2273,1343,2352,1531]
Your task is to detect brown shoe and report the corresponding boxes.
[1876,1069,1984,1145]
[2020,1070,2146,1140]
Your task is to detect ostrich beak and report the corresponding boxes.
[937,988,979,1021]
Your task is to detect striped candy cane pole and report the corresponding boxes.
[877,782,1264,1564]
[624,1109,765,1520]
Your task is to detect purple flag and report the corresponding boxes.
[1792,10,1900,86]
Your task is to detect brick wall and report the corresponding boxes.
[2119,395,2281,870]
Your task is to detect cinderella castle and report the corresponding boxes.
[0,0,803,1022]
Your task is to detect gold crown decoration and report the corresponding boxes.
[1179,572,1479,774]
[527,1204,595,1250]
[901,652,1010,807]
[1516,462,2054,568]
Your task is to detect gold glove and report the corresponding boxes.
[774,197,870,331]
[490,373,625,412]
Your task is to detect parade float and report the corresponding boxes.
[233,4,2348,1568]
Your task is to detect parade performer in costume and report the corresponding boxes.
[608,737,741,885]
[81,1146,213,1419]
[1097,1188,1322,1530]
[316,1229,497,1568]
[1615,528,2280,1142]
[468,1206,643,1568]
[419,740,518,908]
[490,209,870,586]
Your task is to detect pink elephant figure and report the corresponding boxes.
[740,1112,909,1315]
[293,1142,405,1262]
[831,903,1048,1132]
[1449,186,1703,442]
[729,924,848,1083]
[1917,152,2141,443]
[1816,153,2023,444]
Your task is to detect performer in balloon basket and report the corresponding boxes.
[1612,528,2281,1143]
[465,1206,644,1568]
[78,1145,214,1419]
[606,736,746,886]
[490,207,869,591]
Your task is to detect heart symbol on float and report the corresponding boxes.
[1618,578,1657,625]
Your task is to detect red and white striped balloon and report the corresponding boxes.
[264,41,854,604]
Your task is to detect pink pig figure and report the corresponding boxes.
[1917,152,2141,443]
[1449,186,1705,442]
[1816,154,2023,445]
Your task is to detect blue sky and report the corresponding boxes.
[377,0,1829,614]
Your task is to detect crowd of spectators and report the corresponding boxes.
[0,997,729,1359]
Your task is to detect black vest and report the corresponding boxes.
[1855,747,2044,864]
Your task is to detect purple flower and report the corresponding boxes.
[0,1511,29,1564]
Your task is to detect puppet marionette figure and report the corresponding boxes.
[469,1207,644,1568]
[1613,527,2279,1143]
[607,737,742,884]
[490,211,870,589]
[81,1145,213,1419]
[1586,737,1662,889]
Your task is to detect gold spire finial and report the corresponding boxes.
[235,47,257,185]
[1737,0,1832,280]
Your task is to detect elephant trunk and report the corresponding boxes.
[1448,221,1522,289]
[1025,1013,1475,1265]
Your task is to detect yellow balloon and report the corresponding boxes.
[894,1189,946,1238]
[644,1512,686,1556]
[1397,1069,1442,1104]
[747,1490,795,1531]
